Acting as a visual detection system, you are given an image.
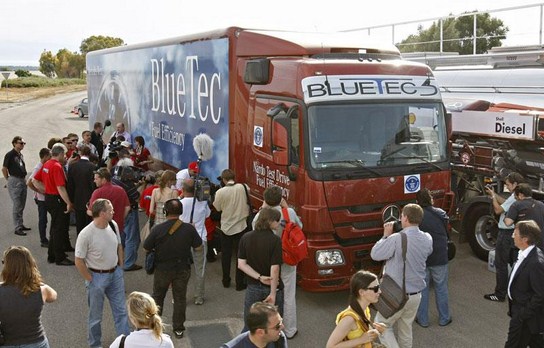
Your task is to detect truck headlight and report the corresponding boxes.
[316,249,345,266]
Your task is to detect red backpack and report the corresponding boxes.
[281,208,308,265]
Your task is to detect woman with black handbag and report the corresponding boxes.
[0,246,57,348]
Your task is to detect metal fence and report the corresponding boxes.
[344,3,544,54]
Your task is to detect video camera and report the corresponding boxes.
[112,165,144,184]
[107,136,124,159]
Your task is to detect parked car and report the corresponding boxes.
[75,97,88,118]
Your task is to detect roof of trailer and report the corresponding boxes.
[88,27,401,57]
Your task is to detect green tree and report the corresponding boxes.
[398,12,508,54]
[15,69,32,77]
[80,35,125,55]
[39,50,57,78]
[55,49,81,78]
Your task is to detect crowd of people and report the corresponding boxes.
[2,125,544,348]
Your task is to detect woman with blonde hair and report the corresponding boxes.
[0,246,57,348]
[149,170,179,226]
[326,270,386,348]
[110,291,173,348]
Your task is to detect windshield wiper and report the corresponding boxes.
[318,160,383,176]
[380,146,407,161]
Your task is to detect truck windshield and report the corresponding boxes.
[308,103,447,169]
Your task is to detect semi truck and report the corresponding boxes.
[415,46,544,260]
[86,27,452,291]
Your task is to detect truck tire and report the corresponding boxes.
[464,204,497,261]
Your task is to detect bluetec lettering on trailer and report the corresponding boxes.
[86,38,230,177]
[301,75,440,104]
[404,174,421,194]
[254,126,263,147]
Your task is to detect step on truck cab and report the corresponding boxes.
[86,27,452,291]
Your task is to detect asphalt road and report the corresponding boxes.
[0,92,509,348]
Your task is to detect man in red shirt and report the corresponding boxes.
[33,144,75,266]
[87,168,130,237]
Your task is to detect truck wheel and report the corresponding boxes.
[464,204,497,261]
[78,109,84,118]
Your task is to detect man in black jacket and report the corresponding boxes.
[143,198,202,339]
[505,220,544,347]
[67,145,96,234]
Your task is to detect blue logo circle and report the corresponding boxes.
[405,175,420,192]
[254,127,263,146]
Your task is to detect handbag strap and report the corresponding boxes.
[400,232,407,294]
[119,335,126,348]
[241,183,252,214]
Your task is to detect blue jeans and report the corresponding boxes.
[7,176,27,231]
[416,264,451,326]
[3,337,49,348]
[123,209,140,269]
[242,283,284,332]
[85,267,130,347]
[35,199,48,243]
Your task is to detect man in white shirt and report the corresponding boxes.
[110,122,132,145]
[175,161,199,190]
[180,179,210,305]
[213,169,251,290]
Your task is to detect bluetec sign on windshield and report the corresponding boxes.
[302,75,440,104]
[87,38,229,177]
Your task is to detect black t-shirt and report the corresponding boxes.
[506,198,544,234]
[2,149,27,178]
[143,219,202,270]
[238,229,283,289]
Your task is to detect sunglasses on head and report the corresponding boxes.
[364,284,380,293]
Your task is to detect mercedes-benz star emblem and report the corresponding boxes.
[382,205,400,223]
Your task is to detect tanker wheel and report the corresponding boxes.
[464,204,497,261]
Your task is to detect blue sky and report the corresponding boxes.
[0,0,540,66]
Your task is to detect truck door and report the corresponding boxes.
[250,97,301,203]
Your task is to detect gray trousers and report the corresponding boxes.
[7,176,27,230]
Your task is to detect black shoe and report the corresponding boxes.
[56,259,75,266]
[21,225,31,231]
[41,241,49,248]
[124,264,143,272]
[222,279,231,288]
[207,255,217,263]
[47,258,55,264]
[174,330,184,338]
[14,229,27,236]
[484,293,505,302]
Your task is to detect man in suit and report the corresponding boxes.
[505,220,544,348]
[67,145,96,234]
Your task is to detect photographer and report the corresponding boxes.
[370,204,433,348]
[111,149,143,272]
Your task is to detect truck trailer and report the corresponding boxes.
[86,27,452,291]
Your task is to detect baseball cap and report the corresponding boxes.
[188,161,199,173]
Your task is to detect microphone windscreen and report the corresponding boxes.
[193,133,214,161]
[105,120,112,127]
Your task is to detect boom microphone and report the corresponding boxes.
[193,133,214,161]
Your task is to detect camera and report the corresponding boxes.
[392,220,403,233]
[112,165,144,184]
[194,176,212,202]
